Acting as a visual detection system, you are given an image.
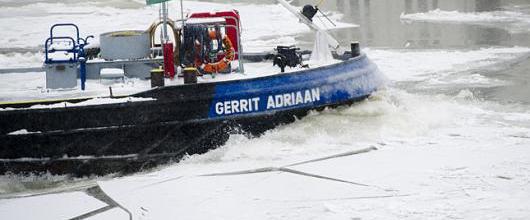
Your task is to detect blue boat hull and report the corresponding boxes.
[208,53,381,119]
[0,54,383,176]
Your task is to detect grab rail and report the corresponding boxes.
[44,36,77,64]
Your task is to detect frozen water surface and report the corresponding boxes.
[1,0,530,219]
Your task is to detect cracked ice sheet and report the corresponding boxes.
[0,192,107,220]
[400,9,530,34]
[98,168,385,220]
[85,208,130,220]
[365,47,530,83]
[289,142,530,219]
[96,127,530,220]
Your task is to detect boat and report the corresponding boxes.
[0,0,383,176]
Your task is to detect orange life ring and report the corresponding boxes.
[202,35,235,74]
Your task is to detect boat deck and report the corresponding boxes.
[0,60,339,106]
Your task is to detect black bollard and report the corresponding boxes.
[183,67,198,84]
[351,41,361,58]
[150,68,165,88]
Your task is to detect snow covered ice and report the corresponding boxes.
[1,0,530,219]
[400,8,530,34]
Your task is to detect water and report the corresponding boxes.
[296,0,530,105]
[213,0,530,104]
[0,0,530,218]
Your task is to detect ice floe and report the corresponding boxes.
[400,9,530,33]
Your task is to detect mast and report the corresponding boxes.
[162,1,169,42]
[180,0,185,28]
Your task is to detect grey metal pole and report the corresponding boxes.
[180,0,185,28]
[162,2,168,42]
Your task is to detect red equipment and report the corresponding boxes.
[163,42,175,78]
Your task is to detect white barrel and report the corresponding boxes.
[100,30,150,60]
